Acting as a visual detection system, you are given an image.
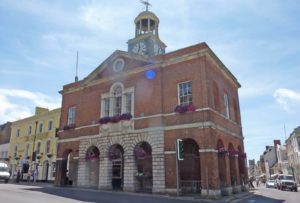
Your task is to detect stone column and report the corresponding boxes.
[98,156,112,190]
[152,152,165,193]
[200,150,221,197]
[234,155,241,191]
[77,157,88,187]
[71,158,78,186]
[123,154,136,192]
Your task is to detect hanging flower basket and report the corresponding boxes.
[218,147,228,155]
[239,152,247,158]
[228,149,239,157]
[134,147,147,159]
[174,103,196,114]
[86,153,98,161]
[108,148,122,160]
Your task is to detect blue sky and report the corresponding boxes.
[0,0,300,162]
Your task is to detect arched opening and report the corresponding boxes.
[85,146,100,188]
[108,144,124,190]
[237,146,246,185]
[179,138,201,194]
[217,139,227,188]
[228,143,237,186]
[134,142,152,193]
[58,149,74,186]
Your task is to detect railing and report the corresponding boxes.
[180,180,201,194]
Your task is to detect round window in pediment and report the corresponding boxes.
[113,58,125,72]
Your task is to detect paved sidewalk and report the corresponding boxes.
[13,181,254,202]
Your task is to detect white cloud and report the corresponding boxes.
[273,88,300,113]
[0,89,61,123]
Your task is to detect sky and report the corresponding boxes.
[0,0,300,162]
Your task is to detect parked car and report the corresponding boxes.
[0,162,10,183]
[276,174,297,192]
[266,179,275,188]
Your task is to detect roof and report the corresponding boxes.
[134,11,159,23]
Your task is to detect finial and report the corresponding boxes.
[140,0,151,11]
[75,51,78,82]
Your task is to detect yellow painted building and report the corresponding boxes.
[8,107,60,182]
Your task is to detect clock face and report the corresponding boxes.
[132,41,146,55]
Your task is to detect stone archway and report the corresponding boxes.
[217,139,227,188]
[228,143,238,187]
[108,144,124,190]
[55,149,73,186]
[237,146,246,185]
[179,138,201,194]
[85,146,100,188]
[134,141,153,193]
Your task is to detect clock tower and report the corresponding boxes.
[128,3,166,56]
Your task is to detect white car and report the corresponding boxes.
[0,162,10,183]
[266,179,275,188]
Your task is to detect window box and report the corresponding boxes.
[63,124,76,130]
[99,113,132,124]
[174,103,196,114]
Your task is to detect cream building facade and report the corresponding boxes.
[286,126,300,183]
[8,107,60,182]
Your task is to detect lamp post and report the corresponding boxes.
[31,121,38,171]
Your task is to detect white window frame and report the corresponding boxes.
[38,122,43,133]
[14,145,18,158]
[100,83,134,117]
[224,93,230,119]
[36,142,41,154]
[177,81,192,105]
[16,128,20,137]
[67,107,76,125]
[45,140,51,154]
[48,120,53,131]
[25,143,30,157]
[28,125,32,135]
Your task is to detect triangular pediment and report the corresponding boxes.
[83,50,154,84]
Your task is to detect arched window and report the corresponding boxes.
[36,142,41,154]
[14,145,18,158]
[101,83,134,117]
[113,85,122,115]
[224,93,230,119]
[46,140,51,154]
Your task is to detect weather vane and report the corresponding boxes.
[140,0,152,11]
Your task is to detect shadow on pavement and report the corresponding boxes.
[236,192,285,203]
[22,186,200,203]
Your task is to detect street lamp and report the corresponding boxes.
[31,121,38,170]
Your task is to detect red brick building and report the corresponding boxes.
[55,8,247,197]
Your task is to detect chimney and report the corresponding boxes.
[35,107,49,115]
[274,140,281,147]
